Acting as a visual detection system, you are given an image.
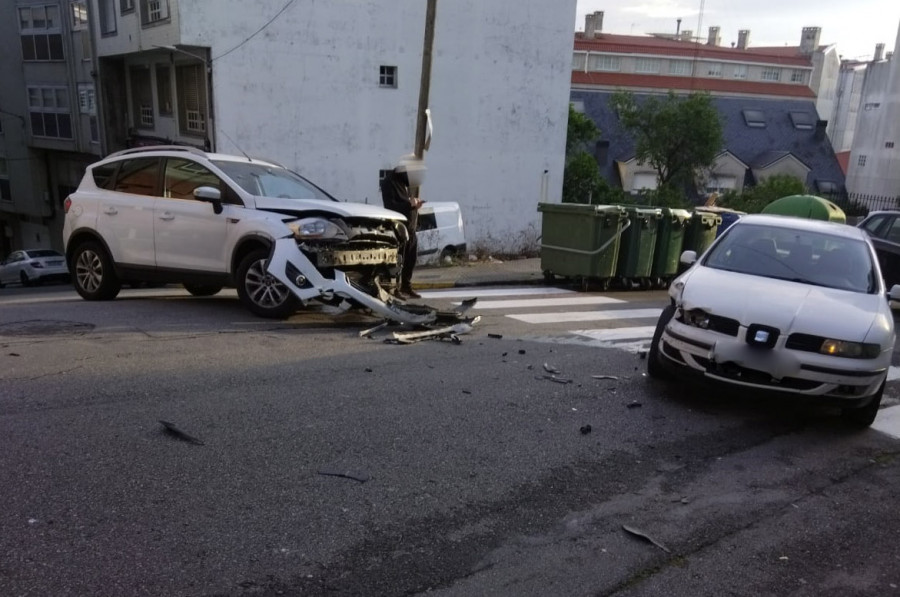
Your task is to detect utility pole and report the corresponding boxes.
[409,0,436,198]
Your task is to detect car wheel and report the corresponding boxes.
[71,241,121,301]
[841,381,884,428]
[183,283,223,297]
[20,271,31,287]
[236,248,298,319]
[647,303,675,380]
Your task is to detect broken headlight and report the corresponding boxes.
[288,218,348,241]
[679,308,711,329]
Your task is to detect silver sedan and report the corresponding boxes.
[0,249,70,288]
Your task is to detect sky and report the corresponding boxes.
[575,0,900,61]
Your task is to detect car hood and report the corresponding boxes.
[679,266,890,343]
[252,197,406,221]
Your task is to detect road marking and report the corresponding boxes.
[571,326,656,341]
[888,366,900,382]
[507,308,662,324]
[463,296,626,310]
[872,405,900,439]
[417,287,574,299]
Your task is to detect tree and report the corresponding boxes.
[609,91,723,194]
[718,175,806,213]
[562,104,601,203]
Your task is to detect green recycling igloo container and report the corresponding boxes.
[683,210,722,256]
[537,203,629,280]
[615,206,662,286]
[650,208,691,281]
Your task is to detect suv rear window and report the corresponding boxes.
[92,163,118,189]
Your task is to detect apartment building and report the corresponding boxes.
[0,0,102,255]
[845,22,900,205]
[87,0,577,252]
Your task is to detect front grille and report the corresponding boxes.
[695,357,820,390]
[786,333,824,353]
[707,314,740,336]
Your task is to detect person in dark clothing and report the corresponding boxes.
[380,166,423,299]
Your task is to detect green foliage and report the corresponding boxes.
[562,152,602,204]
[609,91,723,192]
[563,104,603,203]
[718,175,807,213]
[566,104,600,156]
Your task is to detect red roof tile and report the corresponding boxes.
[571,71,816,98]
[574,33,813,67]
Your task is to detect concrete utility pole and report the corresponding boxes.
[414,0,437,163]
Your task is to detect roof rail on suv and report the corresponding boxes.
[106,145,208,159]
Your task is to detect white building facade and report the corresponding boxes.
[91,0,578,253]
[845,22,900,204]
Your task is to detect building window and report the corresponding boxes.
[176,64,207,136]
[156,65,173,115]
[120,0,134,13]
[864,102,881,111]
[790,69,805,83]
[379,65,397,88]
[789,111,814,130]
[140,0,169,25]
[635,58,661,74]
[705,175,736,195]
[71,1,88,29]
[668,60,692,76]
[887,141,896,149]
[27,86,73,139]
[706,62,723,77]
[0,158,10,202]
[733,64,748,79]
[572,53,586,71]
[742,109,766,128]
[761,68,781,82]
[130,67,154,129]
[19,5,64,61]
[588,54,620,72]
[98,0,116,35]
[858,155,867,167]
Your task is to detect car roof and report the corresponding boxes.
[96,146,281,169]
[736,214,866,240]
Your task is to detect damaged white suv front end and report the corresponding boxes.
[63,146,433,323]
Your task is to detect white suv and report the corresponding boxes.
[63,146,410,319]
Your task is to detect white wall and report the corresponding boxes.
[846,22,900,200]
[178,0,576,253]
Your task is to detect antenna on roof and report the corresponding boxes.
[219,129,253,162]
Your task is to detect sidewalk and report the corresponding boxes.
[411,257,544,289]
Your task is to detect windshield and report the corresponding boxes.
[704,223,876,294]
[212,161,336,201]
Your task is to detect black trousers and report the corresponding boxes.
[400,210,418,287]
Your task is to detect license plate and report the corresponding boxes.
[48,261,63,266]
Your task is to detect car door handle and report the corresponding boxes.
[103,207,118,215]
[159,212,175,221]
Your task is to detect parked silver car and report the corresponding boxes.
[0,249,70,288]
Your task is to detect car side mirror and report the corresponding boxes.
[680,250,697,266]
[888,284,900,302]
[194,186,223,214]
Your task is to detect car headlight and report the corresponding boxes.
[678,308,710,329]
[288,218,348,241]
[819,339,880,359]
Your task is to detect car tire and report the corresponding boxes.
[841,381,884,428]
[236,248,298,319]
[20,271,31,287]
[183,283,223,297]
[71,241,121,301]
[648,303,675,380]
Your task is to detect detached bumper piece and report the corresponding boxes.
[267,238,466,328]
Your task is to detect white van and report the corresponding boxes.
[416,201,467,265]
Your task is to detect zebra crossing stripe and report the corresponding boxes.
[507,308,662,324]
[871,405,900,439]
[417,287,574,299]
[571,326,656,342]
[463,296,626,310]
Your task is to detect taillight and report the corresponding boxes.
[30,261,44,268]
[64,197,72,213]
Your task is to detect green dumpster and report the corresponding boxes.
[537,203,629,283]
[615,206,662,288]
[650,208,690,283]
[683,211,722,256]
[761,194,847,223]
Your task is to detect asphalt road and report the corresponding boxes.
[1,284,899,596]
